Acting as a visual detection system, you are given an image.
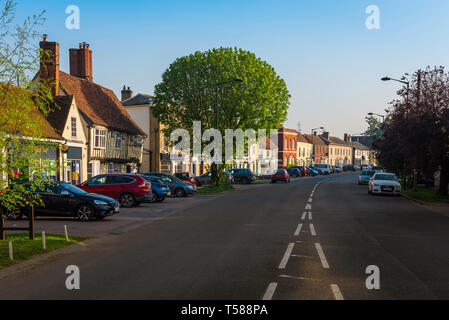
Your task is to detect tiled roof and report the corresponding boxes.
[297,133,311,144]
[46,96,73,134]
[58,71,145,135]
[349,141,370,150]
[303,134,327,146]
[320,135,351,147]
[122,93,153,106]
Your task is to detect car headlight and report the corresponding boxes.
[94,200,108,205]
[187,185,194,190]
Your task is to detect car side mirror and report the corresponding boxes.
[61,191,70,197]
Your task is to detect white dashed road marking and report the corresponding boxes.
[315,243,330,269]
[262,283,278,300]
[301,212,307,220]
[310,223,316,236]
[309,212,312,220]
[294,223,303,236]
[305,204,312,210]
[279,243,295,269]
[331,284,344,300]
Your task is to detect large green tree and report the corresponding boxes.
[152,47,290,139]
[1,0,56,218]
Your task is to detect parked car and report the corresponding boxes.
[174,172,196,186]
[145,176,170,202]
[271,169,290,183]
[143,172,196,197]
[227,168,256,184]
[361,164,371,171]
[195,172,211,186]
[286,168,301,178]
[332,166,343,173]
[313,164,331,175]
[358,170,376,185]
[343,165,357,172]
[77,174,151,208]
[305,166,319,176]
[368,173,401,196]
[298,166,309,176]
[5,182,119,222]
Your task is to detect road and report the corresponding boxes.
[1,172,449,300]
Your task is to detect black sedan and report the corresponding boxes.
[5,182,119,222]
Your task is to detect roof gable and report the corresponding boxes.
[58,72,145,135]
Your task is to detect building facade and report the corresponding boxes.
[303,133,329,164]
[278,127,298,168]
[320,132,352,166]
[297,133,313,166]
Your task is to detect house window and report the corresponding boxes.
[71,117,77,137]
[94,129,106,149]
[133,136,142,148]
[115,132,123,150]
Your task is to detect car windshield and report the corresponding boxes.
[60,183,87,195]
[362,170,375,176]
[374,174,398,181]
[315,164,328,168]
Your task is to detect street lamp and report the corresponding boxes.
[367,112,385,122]
[382,75,410,190]
[214,78,243,186]
[311,127,324,165]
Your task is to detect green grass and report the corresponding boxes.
[0,233,86,269]
[196,183,235,194]
[402,186,449,204]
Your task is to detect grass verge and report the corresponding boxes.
[0,233,86,269]
[196,183,235,194]
[402,186,449,204]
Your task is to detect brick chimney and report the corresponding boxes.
[322,132,330,140]
[39,34,60,96]
[344,133,351,142]
[69,42,93,81]
[121,86,133,101]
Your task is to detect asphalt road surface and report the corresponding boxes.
[1,172,449,300]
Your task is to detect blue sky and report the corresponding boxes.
[16,0,449,137]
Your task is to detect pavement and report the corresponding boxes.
[1,172,449,300]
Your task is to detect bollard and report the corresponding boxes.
[42,231,46,250]
[64,225,69,241]
[9,241,13,261]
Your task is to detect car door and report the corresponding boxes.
[83,175,108,196]
[159,175,176,193]
[40,185,70,216]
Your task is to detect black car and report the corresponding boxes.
[286,168,302,178]
[143,172,196,197]
[5,182,119,222]
[343,165,357,172]
[227,168,256,184]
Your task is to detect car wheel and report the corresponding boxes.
[241,177,250,185]
[120,193,136,208]
[150,193,158,203]
[175,188,186,197]
[6,209,23,221]
[76,204,94,222]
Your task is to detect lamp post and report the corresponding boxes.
[311,127,324,165]
[382,76,410,190]
[213,78,243,186]
[367,112,385,123]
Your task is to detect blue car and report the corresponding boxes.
[358,170,376,185]
[305,166,319,176]
[145,176,170,202]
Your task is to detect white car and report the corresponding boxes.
[368,173,401,196]
[313,164,331,175]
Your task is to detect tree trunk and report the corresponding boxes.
[438,156,449,197]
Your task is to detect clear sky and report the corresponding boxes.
[15,0,449,138]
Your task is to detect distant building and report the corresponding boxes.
[278,127,298,168]
[297,133,313,166]
[320,132,352,166]
[303,133,329,165]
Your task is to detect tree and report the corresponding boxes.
[363,115,383,148]
[0,0,56,216]
[374,67,449,196]
[152,47,291,181]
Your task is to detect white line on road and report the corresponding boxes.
[280,274,322,281]
[279,243,295,269]
[294,223,303,236]
[330,284,344,300]
[301,212,307,220]
[309,212,312,220]
[315,243,329,269]
[305,204,312,210]
[308,198,313,203]
[262,282,278,300]
[310,223,316,236]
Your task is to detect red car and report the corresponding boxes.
[77,173,152,207]
[271,169,291,183]
[174,172,196,186]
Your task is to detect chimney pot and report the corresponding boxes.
[69,42,93,81]
[43,34,48,42]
